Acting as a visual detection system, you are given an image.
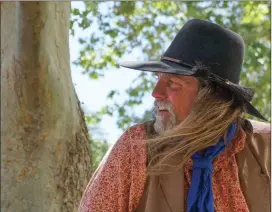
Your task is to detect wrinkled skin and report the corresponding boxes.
[152,73,199,133]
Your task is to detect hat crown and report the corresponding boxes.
[163,19,245,84]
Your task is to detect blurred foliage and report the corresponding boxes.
[70,1,270,160]
[91,139,109,172]
[85,115,109,172]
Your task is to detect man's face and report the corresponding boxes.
[152,73,200,134]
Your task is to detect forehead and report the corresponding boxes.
[155,72,196,82]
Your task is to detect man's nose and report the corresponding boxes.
[152,80,167,100]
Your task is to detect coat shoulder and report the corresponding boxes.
[250,119,271,134]
[247,119,271,176]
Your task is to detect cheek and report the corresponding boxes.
[167,89,198,120]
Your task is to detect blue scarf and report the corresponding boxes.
[187,123,237,212]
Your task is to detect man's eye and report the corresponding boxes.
[168,80,182,89]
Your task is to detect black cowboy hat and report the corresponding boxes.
[119,19,267,121]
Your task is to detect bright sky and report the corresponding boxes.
[69,2,154,144]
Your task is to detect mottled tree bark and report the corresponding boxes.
[1,2,92,211]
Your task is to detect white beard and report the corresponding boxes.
[153,100,177,134]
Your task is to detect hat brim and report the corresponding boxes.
[119,61,194,76]
[119,60,267,121]
[214,80,267,121]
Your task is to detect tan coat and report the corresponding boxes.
[136,120,271,212]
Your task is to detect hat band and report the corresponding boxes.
[161,56,193,68]
[161,56,233,85]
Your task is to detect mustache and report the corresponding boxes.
[152,100,176,117]
[154,99,174,111]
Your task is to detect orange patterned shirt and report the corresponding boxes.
[78,124,147,212]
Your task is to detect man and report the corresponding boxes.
[78,19,270,212]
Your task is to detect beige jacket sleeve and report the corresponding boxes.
[236,119,271,212]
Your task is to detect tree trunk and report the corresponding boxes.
[1,2,92,211]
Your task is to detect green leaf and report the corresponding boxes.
[72,8,80,15]
[107,90,119,99]
[78,38,86,44]
[89,71,99,79]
